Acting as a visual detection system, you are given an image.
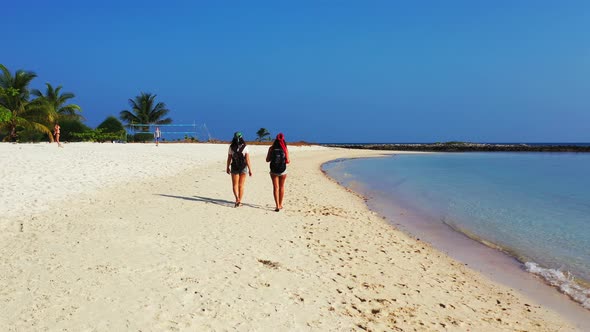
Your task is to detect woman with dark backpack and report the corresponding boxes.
[226,132,252,207]
[266,133,290,212]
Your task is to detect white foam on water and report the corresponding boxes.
[525,262,590,309]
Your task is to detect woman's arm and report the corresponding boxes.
[286,145,290,164]
[226,154,232,174]
[246,153,253,176]
[266,146,272,162]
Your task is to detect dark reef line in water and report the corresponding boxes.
[324,142,590,152]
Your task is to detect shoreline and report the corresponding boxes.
[442,219,590,300]
[321,153,590,328]
[0,143,585,330]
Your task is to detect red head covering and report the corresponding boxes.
[276,133,289,163]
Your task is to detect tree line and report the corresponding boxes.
[1,64,280,143]
[0,64,172,143]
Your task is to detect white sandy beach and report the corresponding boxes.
[0,142,585,331]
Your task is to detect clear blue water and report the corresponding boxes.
[323,152,590,309]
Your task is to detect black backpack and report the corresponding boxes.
[231,144,247,172]
[270,147,287,174]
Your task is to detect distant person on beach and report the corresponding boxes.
[226,132,252,207]
[53,123,62,147]
[154,127,161,146]
[266,133,290,212]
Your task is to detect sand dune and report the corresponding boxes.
[0,142,582,331]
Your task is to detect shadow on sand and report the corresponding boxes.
[157,194,266,210]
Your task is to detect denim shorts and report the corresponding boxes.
[231,166,249,175]
[270,170,287,177]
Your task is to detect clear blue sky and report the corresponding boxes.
[3,1,589,143]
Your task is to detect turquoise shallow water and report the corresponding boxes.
[323,152,590,309]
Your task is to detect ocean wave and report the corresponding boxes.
[524,262,590,310]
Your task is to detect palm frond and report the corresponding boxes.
[31,88,43,97]
[53,85,62,98]
[0,64,13,87]
[59,104,82,114]
[119,92,173,128]
[155,118,172,125]
[58,92,75,102]
[15,118,53,142]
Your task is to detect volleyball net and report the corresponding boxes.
[128,122,212,142]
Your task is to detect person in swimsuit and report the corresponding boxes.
[226,132,253,207]
[266,133,290,211]
[53,123,62,147]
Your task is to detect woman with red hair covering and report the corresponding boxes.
[266,133,290,212]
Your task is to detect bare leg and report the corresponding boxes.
[238,173,247,205]
[231,173,240,206]
[271,174,280,211]
[278,175,287,209]
[56,134,62,147]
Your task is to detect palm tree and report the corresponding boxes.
[256,128,270,141]
[31,83,83,121]
[0,64,52,142]
[119,92,172,131]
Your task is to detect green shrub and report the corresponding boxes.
[70,131,98,141]
[97,116,125,134]
[60,118,93,142]
[133,132,153,142]
[97,129,127,142]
